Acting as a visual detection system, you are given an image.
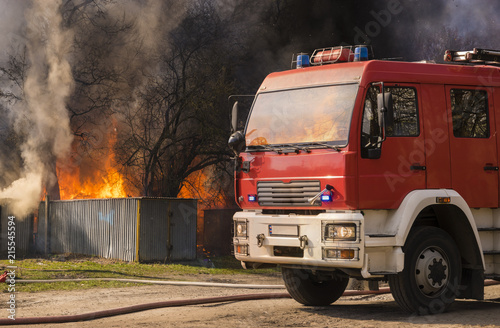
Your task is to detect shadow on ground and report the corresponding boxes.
[301,297,500,326]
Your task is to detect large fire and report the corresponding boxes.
[56,127,229,209]
[54,129,233,255]
[58,164,127,199]
[57,129,129,200]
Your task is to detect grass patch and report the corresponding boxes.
[15,281,150,293]
[0,254,279,293]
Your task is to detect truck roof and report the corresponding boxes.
[259,60,500,92]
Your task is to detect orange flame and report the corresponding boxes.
[178,169,226,207]
[179,168,230,246]
[58,165,127,199]
[57,128,129,200]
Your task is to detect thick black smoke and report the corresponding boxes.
[231,0,500,91]
[1,0,499,215]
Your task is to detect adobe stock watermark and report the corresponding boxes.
[6,215,17,320]
[178,202,197,226]
[353,0,404,45]
[406,277,467,322]
[383,78,496,193]
[384,127,448,192]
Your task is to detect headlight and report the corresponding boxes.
[324,223,357,241]
[339,226,355,238]
[234,220,247,237]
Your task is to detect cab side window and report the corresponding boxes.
[361,86,419,158]
[386,87,419,137]
[450,89,489,138]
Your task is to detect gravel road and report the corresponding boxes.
[7,274,500,327]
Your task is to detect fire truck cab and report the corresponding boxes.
[228,46,500,314]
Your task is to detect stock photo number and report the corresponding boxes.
[6,215,16,320]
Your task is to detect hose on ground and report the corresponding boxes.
[0,280,497,325]
[16,278,286,289]
[0,293,291,325]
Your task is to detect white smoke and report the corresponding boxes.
[0,1,27,57]
[0,0,74,217]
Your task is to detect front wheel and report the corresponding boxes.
[282,268,349,306]
[389,226,462,315]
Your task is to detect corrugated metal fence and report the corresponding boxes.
[0,202,33,258]
[35,198,197,262]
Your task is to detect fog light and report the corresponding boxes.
[235,244,249,255]
[323,248,358,260]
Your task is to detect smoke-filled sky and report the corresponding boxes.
[1,0,500,217]
[0,0,75,216]
[0,1,26,53]
[1,0,498,84]
[215,0,500,90]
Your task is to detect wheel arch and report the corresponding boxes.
[412,204,483,272]
[393,190,485,300]
[395,190,484,271]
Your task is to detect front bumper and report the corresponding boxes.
[233,210,365,269]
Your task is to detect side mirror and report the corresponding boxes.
[228,131,246,155]
[229,101,246,155]
[377,92,393,141]
[231,101,239,133]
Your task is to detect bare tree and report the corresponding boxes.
[116,1,236,197]
[61,0,136,159]
[0,49,28,188]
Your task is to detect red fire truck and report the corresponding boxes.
[229,46,500,314]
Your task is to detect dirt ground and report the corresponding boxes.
[5,273,500,327]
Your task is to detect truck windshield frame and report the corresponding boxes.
[244,83,359,151]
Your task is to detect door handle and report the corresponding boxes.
[484,166,499,171]
[410,164,426,171]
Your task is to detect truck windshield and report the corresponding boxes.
[245,84,358,148]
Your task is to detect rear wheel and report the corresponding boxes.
[389,226,462,315]
[282,267,349,306]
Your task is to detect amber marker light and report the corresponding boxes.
[436,197,451,204]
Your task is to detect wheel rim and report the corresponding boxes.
[415,246,449,296]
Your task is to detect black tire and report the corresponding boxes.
[389,226,462,315]
[282,267,349,306]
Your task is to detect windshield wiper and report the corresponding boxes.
[304,142,342,152]
[254,144,312,154]
[249,143,335,154]
[279,144,312,153]
[248,144,283,154]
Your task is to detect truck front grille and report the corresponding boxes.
[257,180,321,206]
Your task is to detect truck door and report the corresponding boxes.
[358,84,426,209]
[445,86,498,208]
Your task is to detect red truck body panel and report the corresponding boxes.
[236,60,500,210]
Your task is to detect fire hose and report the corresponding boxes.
[0,279,498,325]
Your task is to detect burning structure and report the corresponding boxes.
[0,0,234,217]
